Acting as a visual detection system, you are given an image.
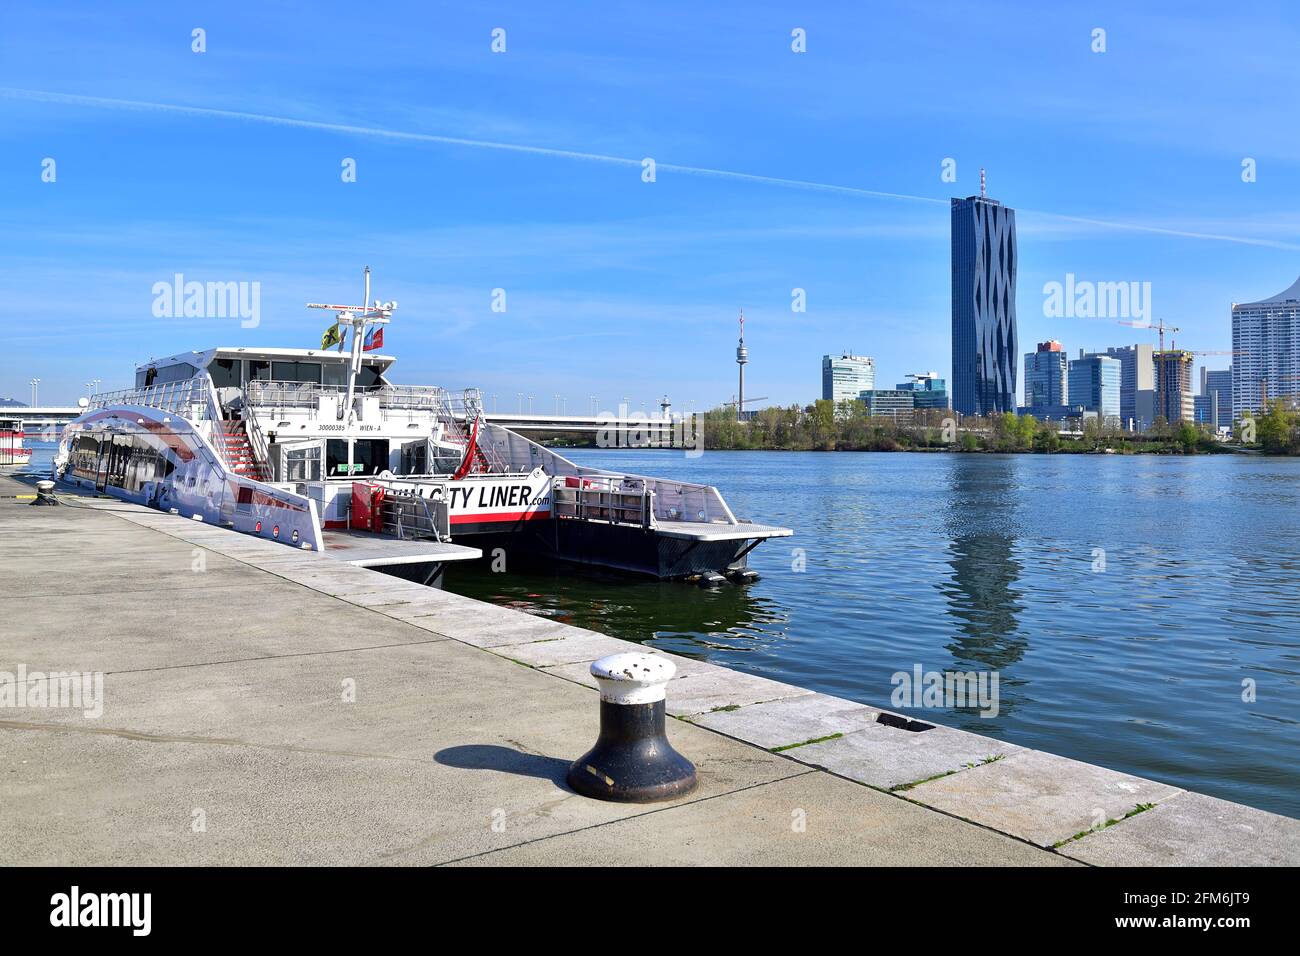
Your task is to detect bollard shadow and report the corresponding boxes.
[434,744,572,788]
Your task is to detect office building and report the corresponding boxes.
[896,372,949,409]
[1232,276,1300,417]
[1200,367,1232,430]
[1193,395,1214,426]
[1020,403,1090,424]
[1023,341,1068,412]
[822,353,875,404]
[1084,344,1155,431]
[951,177,1017,416]
[1067,354,1121,422]
[1154,350,1196,424]
[859,389,915,419]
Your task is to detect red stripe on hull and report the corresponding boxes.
[449,510,551,525]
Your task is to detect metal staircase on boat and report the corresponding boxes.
[215,419,270,481]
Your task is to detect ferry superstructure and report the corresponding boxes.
[53,270,790,586]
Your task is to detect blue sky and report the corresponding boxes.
[2,0,1299,409]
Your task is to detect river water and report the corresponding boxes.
[446,449,1300,818]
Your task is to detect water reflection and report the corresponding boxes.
[444,562,791,662]
[938,456,1028,683]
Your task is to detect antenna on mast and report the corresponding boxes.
[307,266,397,422]
[980,167,987,198]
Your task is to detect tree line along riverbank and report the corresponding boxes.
[696,400,1300,455]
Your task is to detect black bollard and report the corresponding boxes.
[567,653,697,803]
[30,480,58,507]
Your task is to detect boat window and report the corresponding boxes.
[322,362,347,387]
[248,361,271,381]
[352,439,390,476]
[148,363,197,385]
[284,445,322,481]
[71,434,100,480]
[271,361,322,384]
[106,434,132,489]
[400,440,427,475]
[210,358,241,389]
[124,439,160,493]
[357,364,382,389]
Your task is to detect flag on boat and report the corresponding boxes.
[363,325,384,352]
[321,322,341,349]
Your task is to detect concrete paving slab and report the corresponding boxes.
[543,655,813,717]
[334,584,446,608]
[498,630,639,667]
[690,692,884,750]
[0,642,808,865]
[906,748,1184,848]
[451,771,1074,867]
[420,611,579,649]
[788,718,1022,791]
[373,594,483,621]
[1059,789,1300,866]
[0,580,448,674]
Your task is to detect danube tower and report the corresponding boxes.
[735,308,748,422]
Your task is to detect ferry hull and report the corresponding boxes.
[467,521,755,580]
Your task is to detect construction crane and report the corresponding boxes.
[1118,317,1180,353]
[721,395,769,419]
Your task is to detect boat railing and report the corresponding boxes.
[437,387,508,473]
[378,488,450,542]
[639,478,736,525]
[552,478,653,528]
[88,379,214,420]
[479,420,736,525]
[245,381,446,416]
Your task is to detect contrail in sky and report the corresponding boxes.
[4,86,1297,250]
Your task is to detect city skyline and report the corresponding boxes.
[3,2,1295,409]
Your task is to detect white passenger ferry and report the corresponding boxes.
[53,270,790,586]
[1,418,32,467]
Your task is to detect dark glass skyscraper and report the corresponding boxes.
[951,190,1018,416]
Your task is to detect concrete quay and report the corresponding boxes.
[1,473,1296,866]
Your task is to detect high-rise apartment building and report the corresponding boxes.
[1232,277,1300,417]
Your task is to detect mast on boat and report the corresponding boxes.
[306,266,397,423]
